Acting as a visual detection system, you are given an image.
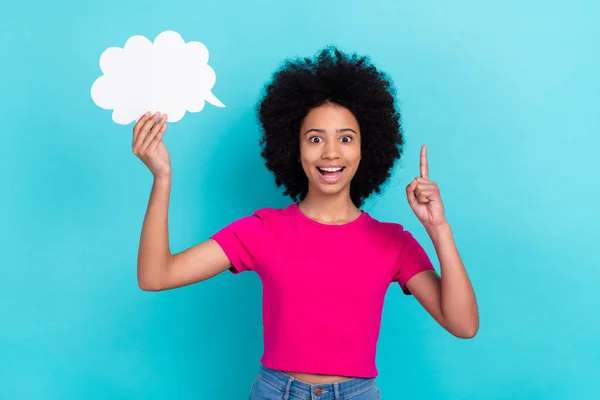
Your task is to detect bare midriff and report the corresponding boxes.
[281,370,353,384]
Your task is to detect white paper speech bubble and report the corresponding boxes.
[91,30,225,124]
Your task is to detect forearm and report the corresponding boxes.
[137,176,173,290]
[426,222,479,337]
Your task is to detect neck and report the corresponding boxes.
[298,187,361,225]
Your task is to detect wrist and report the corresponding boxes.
[153,174,172,185]
[424,220,451,238]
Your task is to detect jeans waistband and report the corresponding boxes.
[256,365,377,400]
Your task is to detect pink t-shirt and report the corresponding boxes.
[211,203,435,378]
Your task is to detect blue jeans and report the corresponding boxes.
[249,365,382,399]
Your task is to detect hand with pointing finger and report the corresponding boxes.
[406,145,447,228]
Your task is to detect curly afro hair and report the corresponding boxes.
[257,46,404,208]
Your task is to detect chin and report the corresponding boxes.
[318,185,349,197]
[310,177,352,197]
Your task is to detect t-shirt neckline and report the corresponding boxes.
[292,202,368,230]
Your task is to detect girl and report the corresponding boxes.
[132,47,479,399]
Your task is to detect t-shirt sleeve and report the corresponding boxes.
[210,213,265,274]
[392,228,436,295]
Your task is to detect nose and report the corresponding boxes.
[321,140,341,160]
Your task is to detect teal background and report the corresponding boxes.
[2,0,599,398]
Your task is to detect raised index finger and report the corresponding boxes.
[420,144,429,179]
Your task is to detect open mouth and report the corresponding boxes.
[317,166,345,182]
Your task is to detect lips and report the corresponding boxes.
[317,166,344,173]
[316,166,345,183]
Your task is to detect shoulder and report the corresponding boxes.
[253,204,295,219]
[362,212,402,234]
[227,203,295,230]
[249,203,296,224]
[363,214,416,248]
[212,204,294,246]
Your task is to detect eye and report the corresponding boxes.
[340,136,352,143]
[309,136,322,143]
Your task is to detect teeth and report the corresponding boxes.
[320,167,343,172]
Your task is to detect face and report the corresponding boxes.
[299,102,361,198]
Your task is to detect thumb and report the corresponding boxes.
[406,179,418,205]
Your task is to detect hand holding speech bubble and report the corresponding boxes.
[91,30,225,124]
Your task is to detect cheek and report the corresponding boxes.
[346,145,361,165]
[298,148,315,173]
[298,142,307,162]
[299,143,319,162]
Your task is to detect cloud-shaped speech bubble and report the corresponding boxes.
[91,30,225,125]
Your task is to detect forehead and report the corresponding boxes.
[301,103,359,130]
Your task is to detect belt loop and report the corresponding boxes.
[283,376,294,400]
[333,382,340,399]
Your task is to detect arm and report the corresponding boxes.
[405,223,479,338]
[133,112,231,292]
[404,144,479,338]
[136,176,231,291]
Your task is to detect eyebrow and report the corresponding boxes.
[303,128,357,135]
